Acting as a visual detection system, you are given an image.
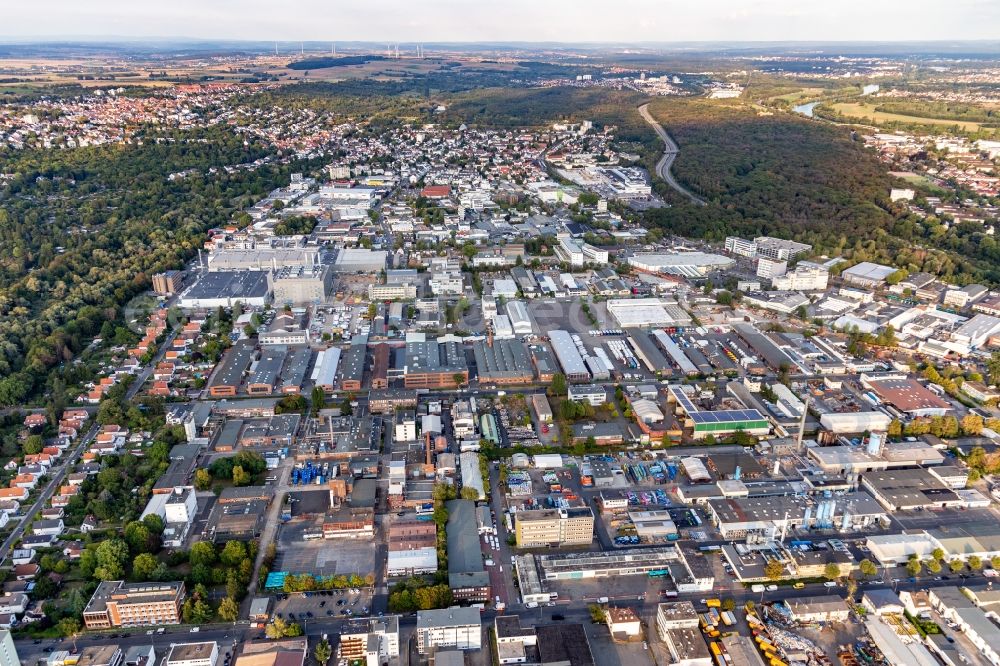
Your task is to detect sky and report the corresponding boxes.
[4,0,1000,43]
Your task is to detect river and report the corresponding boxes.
[793,102,819,117]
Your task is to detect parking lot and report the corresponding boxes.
[272,587,374,623]
[275,521,377,578]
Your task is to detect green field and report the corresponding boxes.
[830,102,984,132]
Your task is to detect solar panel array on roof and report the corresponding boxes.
[689,410,766,424]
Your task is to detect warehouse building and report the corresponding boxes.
[608,299,692,329]
[505,300,533,335]
[628,252,735,277]
[208,341,255,397]
[340,342,367,391]
[446,499,490,602]
[841,262,897,288]
[667,385,770,440]
[473,339,534,385]
[404,340,468,389]
[178,271,270,309]
[311,348,340,393]
[860,468,963,511]
[332,248,387,273]
[547,330,591,383]
[862,376,951,418]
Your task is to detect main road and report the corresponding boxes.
[638,103,706,206]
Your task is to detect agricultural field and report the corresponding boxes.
[829,101,986,132]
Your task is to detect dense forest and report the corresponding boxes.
[286,55,386,70]
[0,127,321,405]
[641,97,1000,285]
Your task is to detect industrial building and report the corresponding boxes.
[446,499,490,602]
[178,271,270,309]
[861,375,952,417]
[208,341,255,397]
[627,252,735,277]
[667,385,770,440]
[404,340,468,389]
[547,330,591,383]
[206,245,318,272]
[472,339,534,385]
[515,507,594,547]
[608,299,692,329]
[505,300,533,335]
[706,493,886,539]
[841,262,897,288]
[332,248,387,273]
[271,265,331,305]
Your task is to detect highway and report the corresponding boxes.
[638,103,707,207]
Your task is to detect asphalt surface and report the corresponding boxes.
[638,103,707,207]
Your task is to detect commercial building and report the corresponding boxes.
[338,616,401,665]
[515,507,594,548]
[756,257,787,280]
[153,270,184,296]
[271,265,331,306]
[568,385,607,406]
[82,581,185,629]
[785,596,850,623]
[164,642,219,666]
[770,262,829,291]
[841,262,897,288]
[415,607,482,654]
[753,237,813,261]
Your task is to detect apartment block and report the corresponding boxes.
[83,580,185,629]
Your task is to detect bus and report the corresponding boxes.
[647,569,670,578]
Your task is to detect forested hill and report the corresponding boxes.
[641,98,1000,285]
[0,127,319,406]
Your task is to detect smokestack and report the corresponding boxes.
[796,394,810,454]
[425,431,432,467]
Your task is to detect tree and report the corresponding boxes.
[142,513,165,535]
[906,559,922,578]
[991,555,1000,571]
[859,559,878,579]
[218,596,240,622]
[925,558,942,575]
[962,414,984,436]
[220,540,247,567]
[764,559,784,580]
[824,562,842,581]
[549,373,567,397]
[846,577,858,601]
[311,385,326,415]
[588,604,606,623]
[94,539,129,581]
[124,521,154,554]
[194,468,212,491]
[232,465,251,487]
[314,640,332,665]
[460,486,480,501]
[721,598,736,612]
[969,555,984,571]
[190,541,217,568]
[931,548,945,562]
[132,553,158,580]
[23,434,44,455]
[56,617,80,638]
[887,419,902,439]
[949,559,966,574]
